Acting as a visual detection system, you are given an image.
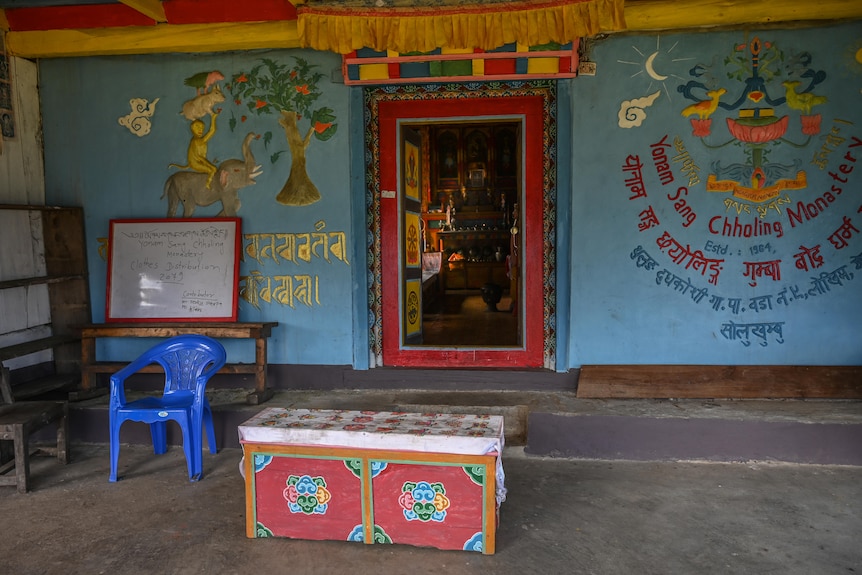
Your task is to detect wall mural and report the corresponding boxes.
[227,57,338,207]
[104,55,347,318]
[163,69,263,217]
[118,97,160,137]
[161,58,339,216]
[620,34,861,349]
[164,130,262,217]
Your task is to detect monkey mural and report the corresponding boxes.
[168,71,225,190]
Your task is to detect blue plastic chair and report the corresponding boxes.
[108,335,227,482]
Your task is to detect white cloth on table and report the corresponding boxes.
[238,407,506,505]
[421,252,442,287]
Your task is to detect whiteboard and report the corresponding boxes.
[106,218,241,322]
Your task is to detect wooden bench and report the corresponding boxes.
[0,335,82,400]
[0,367,69,493]
[78,322,278,405]
[577,365,862,399]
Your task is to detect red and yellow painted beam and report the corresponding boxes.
[4,20,301,58]
[2,0,861,59]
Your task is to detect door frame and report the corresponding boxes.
[363,81,557,369]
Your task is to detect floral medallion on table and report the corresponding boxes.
[283,474,332,514]
[399,480,450,522]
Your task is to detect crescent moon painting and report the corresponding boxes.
[619,37,692,86]
[645,52,668,81]
[616,36,692,128]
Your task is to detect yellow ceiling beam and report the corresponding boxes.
[119,0,166,23]
[6,20,300,58]
[624,0,862,31]
[3,0,861,59]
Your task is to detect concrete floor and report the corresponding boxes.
[2,443,861,574]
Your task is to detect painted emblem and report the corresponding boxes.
[679,37,825,203]
[283,474,332,514]
[399,481,450,522]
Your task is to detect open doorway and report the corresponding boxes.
[416,120,522,348]
[366,83,556,369]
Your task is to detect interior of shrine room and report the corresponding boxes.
[417,120,521,348]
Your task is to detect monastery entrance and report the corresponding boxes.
[364,83,557,369]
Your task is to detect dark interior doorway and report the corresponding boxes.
[415,120,522,348]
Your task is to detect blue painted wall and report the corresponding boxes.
[41,50,356,365]
[39,21,862,370]
[568,22,862,366]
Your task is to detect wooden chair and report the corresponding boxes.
[0,366,70,493]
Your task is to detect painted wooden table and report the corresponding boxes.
[239,407,506,554]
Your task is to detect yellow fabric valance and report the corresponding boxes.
[297,0,626,55]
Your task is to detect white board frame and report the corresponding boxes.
[106,218,241,322]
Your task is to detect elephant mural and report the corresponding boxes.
[162,132,262,217]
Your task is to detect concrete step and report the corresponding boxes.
[527,411,862,464]
[65,389,862,465]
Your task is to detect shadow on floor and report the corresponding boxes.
[422,291,518,346]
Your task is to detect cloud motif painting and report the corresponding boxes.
[118,97,159,137]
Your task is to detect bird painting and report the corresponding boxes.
[183,70,225,95]
[781,80,827,115]
[681,88,727,120]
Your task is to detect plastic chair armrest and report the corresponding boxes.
[109,355,158,406]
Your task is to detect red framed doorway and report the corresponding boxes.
[374,91,548,368]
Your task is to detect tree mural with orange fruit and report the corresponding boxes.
[228,57,337,206]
